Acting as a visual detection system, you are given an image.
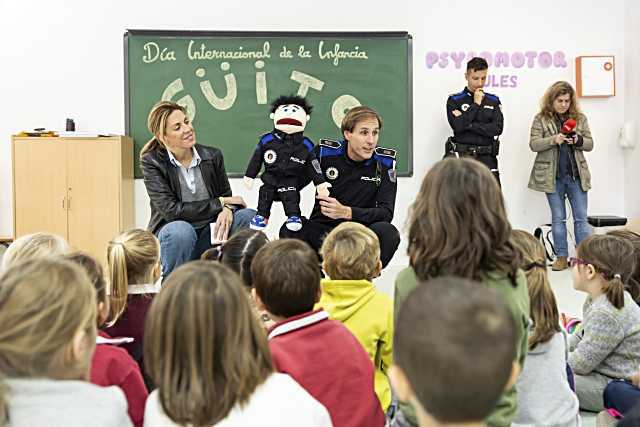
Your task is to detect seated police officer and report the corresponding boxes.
[445,57,504,184]
[279,106,400,268]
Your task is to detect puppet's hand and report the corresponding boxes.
[243,176,254,190]
[316,182,331,198]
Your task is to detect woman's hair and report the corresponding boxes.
[0,258,97,423]
[539,81,583,121]
[106,229,160,325]
[577,234,636,309]
[1,232,68,270]
[139,101,187,158]
[320,222,380,280]
[511,230,560,349]
[144,261,272,426]
[607,229,640,302]
[341,105,383,134]
[408,158,521,283]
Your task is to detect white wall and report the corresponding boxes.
[624,0,640,222]
[1,0,636,266]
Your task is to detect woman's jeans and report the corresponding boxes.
[158,208,255,278]
[546,175,591,257]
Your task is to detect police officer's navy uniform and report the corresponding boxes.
[280,139,400,268]
[245,129,325,218]
[446,87,504,183]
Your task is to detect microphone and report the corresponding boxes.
[561,119,577,136]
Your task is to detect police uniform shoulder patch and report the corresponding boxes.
[319,138,341,149]
[259,132,275,145]
[318,138,343,158]
[451,91,468,101]
[374,147,396,170]
[375,147,397,159]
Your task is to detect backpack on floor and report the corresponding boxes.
[533,224,556,262]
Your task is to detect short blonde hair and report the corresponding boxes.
[340,106,383,134]
[320,222,380,280]
[1,233,69,271]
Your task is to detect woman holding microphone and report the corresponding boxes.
[528,81,593,271]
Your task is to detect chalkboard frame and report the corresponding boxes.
[124,29,413,178]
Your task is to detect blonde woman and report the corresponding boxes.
[143,261,332,427]
[528,81,593,271]
[1,232,68,270]
[140,101,254,278]
[0,257,131,426]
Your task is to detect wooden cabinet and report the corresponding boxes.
[12,136,134,262]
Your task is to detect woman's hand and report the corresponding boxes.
[317,195,352,220]
[223,196,247,208]
[214,206,234,241]
[553,134,566,145]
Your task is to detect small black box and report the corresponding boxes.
[587,215,628,227]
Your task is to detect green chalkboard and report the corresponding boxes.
[125,30,412,178]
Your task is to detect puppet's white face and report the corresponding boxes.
[270,104,310,134]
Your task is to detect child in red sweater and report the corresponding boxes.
[252,239,386,427]
[66,252,148,427]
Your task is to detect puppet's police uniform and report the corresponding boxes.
[245,129,324,218]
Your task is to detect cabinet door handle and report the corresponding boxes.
[67,196,71,211]
[62,196,66,210]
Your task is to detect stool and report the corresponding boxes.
[588,215,627,234]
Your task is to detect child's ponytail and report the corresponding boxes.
[107,240,129,325]
[106,229,160,326]
[604,273,625,310]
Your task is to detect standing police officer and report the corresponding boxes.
[445,57,504,184]
[280,106,400,268]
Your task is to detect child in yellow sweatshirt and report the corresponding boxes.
[317,222,394,415]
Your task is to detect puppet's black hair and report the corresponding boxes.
[270,95,313,115]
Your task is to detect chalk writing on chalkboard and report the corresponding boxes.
[125,30,413,178]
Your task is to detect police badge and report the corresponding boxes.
[326,166,339,180]
[263,149,277,164]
